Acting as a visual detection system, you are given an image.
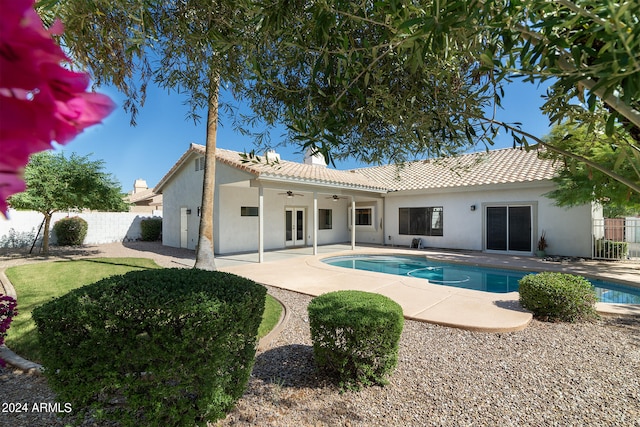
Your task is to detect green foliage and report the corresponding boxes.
[542,121,640,211]
[140,217,162,241]
[9,151,128,214]
[32,269,266,427]
[246,0,490,165]
[8,151,128,253]
[594,239,629,260]
[308,291,404,390]
[519,272,599,322]
[244,0,639,193]
[53,216,88,246]
[41,0,251,269]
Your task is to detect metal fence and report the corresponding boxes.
[592,217,640,260]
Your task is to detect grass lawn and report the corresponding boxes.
[4,258,282,364]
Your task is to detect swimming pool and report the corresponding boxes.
[323,255,640,304]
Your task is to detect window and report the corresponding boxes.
[399,207,443,236]
[355,208,372,226]
[195,156,205,171]
[240,206,259,216]
[348,206,376,229]
[319,209,332,229]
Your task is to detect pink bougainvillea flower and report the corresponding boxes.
[0,173,26,216]
[0,0,115,217]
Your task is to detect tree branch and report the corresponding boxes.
[513,23,640,130]
[477,117,640,194]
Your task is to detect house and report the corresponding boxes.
[124,179,163,214]
[154,143,603,259]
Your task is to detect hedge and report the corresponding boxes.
[32,268,266,427]
[140,217,162,241]
[519,272,598,322]
[53,216,88,246]
[308,290,404,390]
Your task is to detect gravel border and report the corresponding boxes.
[2,286,638,427]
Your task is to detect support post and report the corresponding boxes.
[258,186,264,263]
[313,192,318,255]
[351,197,356,250]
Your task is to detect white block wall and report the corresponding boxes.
[0,209,162,248]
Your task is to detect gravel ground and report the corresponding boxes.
[1,285,638,427]
[1,243,639,426]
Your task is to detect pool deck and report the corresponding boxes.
[1,242,637,333]
[220,245,640,332]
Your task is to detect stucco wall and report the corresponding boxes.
[160,153,205,250]
[216,187,354,253]
[1,209,161,248]
[383,182,595,257]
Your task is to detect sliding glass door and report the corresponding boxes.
[486,205,532,252]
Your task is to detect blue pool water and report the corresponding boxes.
[323,255,640,304]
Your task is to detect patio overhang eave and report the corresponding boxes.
[251,175,388,195]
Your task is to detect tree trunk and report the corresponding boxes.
[42,212,52,255]
[194,74,220,271]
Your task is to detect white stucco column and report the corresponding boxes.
[258,186,264,263]
[313,192,318,255]
[351,196,356,250]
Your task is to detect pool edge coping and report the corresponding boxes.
[314,250,640,318]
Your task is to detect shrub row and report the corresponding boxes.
[594,238,629,260]
[519,272,599,322]
[53,216,87,246]
[308,290,404,390]
[33,269,266,427]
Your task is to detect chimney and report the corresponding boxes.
[133,179,148,194]
[303,147,327,167]
[265,149,281,163]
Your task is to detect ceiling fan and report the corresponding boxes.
[278,190,304,198]
[326,195,349,202]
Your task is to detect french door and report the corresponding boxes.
[486,205,532,252]
[285,208,305,246]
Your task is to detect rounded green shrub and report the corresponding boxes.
[308,290,404,390]
[53,216,88,246]
[140,217,162,241]
[519,272,599,322]
[32,268,266,427]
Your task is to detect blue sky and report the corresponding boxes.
[56,79,553,194]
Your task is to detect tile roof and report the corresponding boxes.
[125,188,158,204]
[354,148,558,191]
[190,144,388,191]
[155,144,558,194]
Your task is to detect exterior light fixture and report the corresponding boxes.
[470,205,476,211]
[186,208,192,214]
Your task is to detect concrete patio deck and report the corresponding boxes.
[219,244,640,332]
[2,242,636,333]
